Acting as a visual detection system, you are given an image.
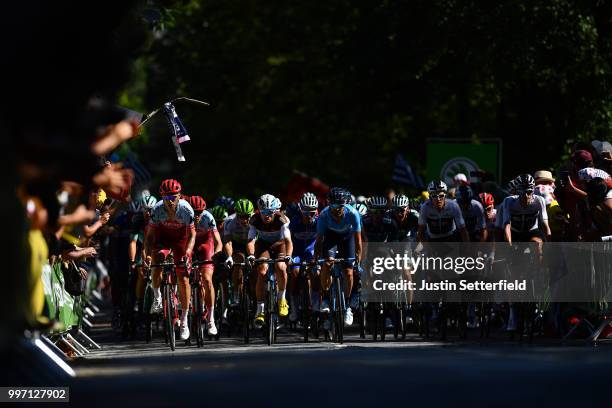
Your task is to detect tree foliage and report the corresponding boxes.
[129,0,612,197]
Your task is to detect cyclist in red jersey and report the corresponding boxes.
[144,179,197,340]
[189,195,223,335]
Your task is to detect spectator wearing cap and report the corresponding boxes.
[534,170,555,187]
[591,140,612,173]
[453,173,469,186]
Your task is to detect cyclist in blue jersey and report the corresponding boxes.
[288,192,320,322]
[314,187,362,326]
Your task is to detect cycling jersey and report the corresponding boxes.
[195,210,217,243]
[289,214,317,257]
[223,214,250,247]
[494,204,504,229]
[149,199,195,247]
[362,214,391,242]
[316,205,361,236]
[385,210,420,242]
[501,195,548,233]
[248,213,291,243]
[418,199,465,239]
[460,199,486,235]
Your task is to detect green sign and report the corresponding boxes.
[426,140,501,185]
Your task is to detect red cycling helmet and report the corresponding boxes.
[478,192,494,208]
[189,195,207,212]
[159,179,182,195]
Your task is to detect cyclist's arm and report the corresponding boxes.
[246,225,256,256]
[185,226,196,256]
[313,235,324,260]
[224,240,233,258]
[128,238,137,263]
[458,227,469,242]
[504,222,512,244]
[541,220,551,239]
[144,225,155,259]
[354,231,362,261]
[417,224,426,243]
[213,229,223,254]
[480,228,488,243]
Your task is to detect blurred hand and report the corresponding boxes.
[92,164,130,195]
[91,120,139,155]
[99,211,111,225]
[58,204,95,226]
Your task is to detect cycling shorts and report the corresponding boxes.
[511,228,546,242]
[322,231,355,268]
[255,239,286,259]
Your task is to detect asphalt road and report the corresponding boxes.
[67,315,612,407]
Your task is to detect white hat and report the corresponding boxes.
[453,173,468,185]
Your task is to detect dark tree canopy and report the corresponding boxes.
[128,0,612,198]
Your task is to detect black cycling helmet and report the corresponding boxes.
[456,185,474,205]
[327,187,351,205]
[515,174,535,193]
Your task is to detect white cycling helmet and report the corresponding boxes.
[355,202,368,216]
[258,194,281,211]
[367,196,388,210]
[427,180,448,194]
[392,194,410,209]
[143,195,158,210]
[299,192,318,211]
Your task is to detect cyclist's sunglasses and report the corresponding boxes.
[238,213,251,220]
[393,207,408,213]
[163,195,179,202]
[261,209,275,216]
[330,203,344,209]
[301,209,317,217]
[370,208,385,214]
[432,193,446,200]
[485,205,494,212]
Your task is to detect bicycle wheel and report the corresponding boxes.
[302,283,310,343]
[333,277,344,344]
[359,302,366,339]
[241,286,250,344]
[163,284,176,351]
[266,282,276,346]
[379,305,386,341]
[193,285,204,348]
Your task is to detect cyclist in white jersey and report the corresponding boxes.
[502,174,551,248]
[417,180,469,243]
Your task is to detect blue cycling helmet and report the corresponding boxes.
[214,196,235,211]
[327,187,351,205]
[456,185,474,205]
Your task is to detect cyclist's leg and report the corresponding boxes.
[271,240,287,299]
[198,241,215,318]
[338,234,355,302]
[173,245,191,326]
[254,240,271,320]
[152,248,171,298]
[231,249,246,303]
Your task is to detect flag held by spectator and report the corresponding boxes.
[392,153,423,189]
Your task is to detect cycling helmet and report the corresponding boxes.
[235,198,255,216]
[189,195,207,212]
[367,196,388,210]
[456,185,474,205]
[129,198,143,213]
[356,195,367,204]
[427,180,447,194]
[478,192,494,208]
[159,179,182,195]
[355,202,368,217]
[299,192,319,211]
[515,174,535,193]
[210,205,228,223]
[257,194,281,211]
[214,196,234,211]
[327,187,351,205]
[391,194,410,209]
[349,194,356,206]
